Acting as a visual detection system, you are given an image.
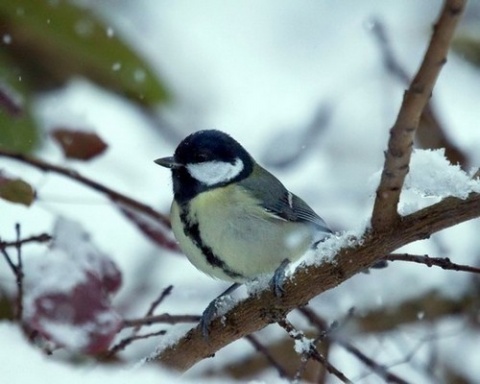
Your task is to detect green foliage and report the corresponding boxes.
[0,0,171,153]
[0,50,39,153]
[453,33,480,68]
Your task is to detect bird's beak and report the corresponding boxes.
[154,156,182,169]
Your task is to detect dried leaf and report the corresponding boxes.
[51,129,108,160]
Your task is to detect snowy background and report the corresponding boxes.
[1,0,480,383]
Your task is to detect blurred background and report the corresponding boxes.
[1,0,480,382]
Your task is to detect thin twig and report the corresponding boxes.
[371,19,410,84]
[298,307,329,337]
[145,286,174,318]
[0,244,18,274]
[277,318,352,383]
[336,340,411,384]
[0,225,27,320]
[122,314,200,328]
[0,233,52,249]
[0,148,170,227]
[132,285,174,333]
[385,253,480,274]
[111,286,175,357]
[297,307,335,383]
[14,224,24,320]
[107,329,167,357]
[245,334,291,379]
[371,18,468,167]
[371,0,466,230]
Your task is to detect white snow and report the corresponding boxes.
[293,337,313,355]
[0,322,225,384]
[400,149,480,214]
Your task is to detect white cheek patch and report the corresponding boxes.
[187,158,244,186]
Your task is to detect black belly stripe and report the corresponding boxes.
[179,206,244,279]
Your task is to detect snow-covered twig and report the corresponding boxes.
[277,317,352,383]
[371,0,466,230]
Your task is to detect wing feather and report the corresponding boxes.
[239,165,332,233]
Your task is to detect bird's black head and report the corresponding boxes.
[155,130,254,203]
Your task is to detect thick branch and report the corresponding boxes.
[371,0,466,230]
[157,192,480,371]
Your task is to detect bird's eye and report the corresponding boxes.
[195,152,209,162]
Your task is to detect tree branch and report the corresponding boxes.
[156,192,480,371]
[371,0,466,230]
[385,253,480,274]
[0,148,171,227]
[371,18,468,168]
[277,317,352,383]
[0,148,179,249]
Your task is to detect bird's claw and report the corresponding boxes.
[200,299,218,340]
[270,259,290,297]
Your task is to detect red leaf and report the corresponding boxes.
[119,204,179,251]
[28,273,122,354]
[51,128,108,160]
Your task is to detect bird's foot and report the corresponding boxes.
[199,299,218,340]
[199,282,241,340]
[270,259,290,297]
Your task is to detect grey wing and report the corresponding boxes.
[284,192,332,233]
[240,165,332,233]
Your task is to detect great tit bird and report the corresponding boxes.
[155,129,332,337]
